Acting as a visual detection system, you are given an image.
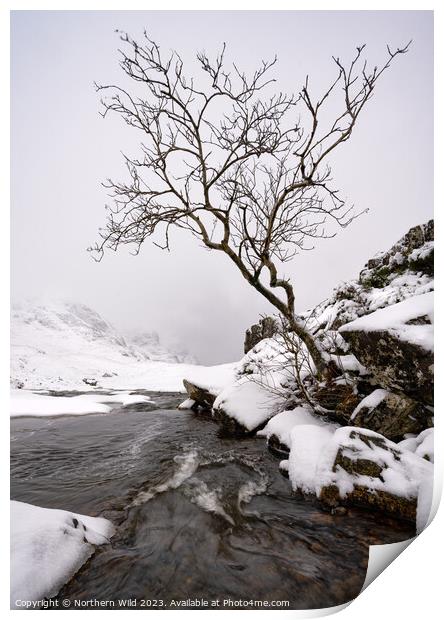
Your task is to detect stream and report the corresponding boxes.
[10,390,414,610]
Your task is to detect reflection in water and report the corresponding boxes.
[10,392,414,609]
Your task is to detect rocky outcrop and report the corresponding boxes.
[298,220,434,344]
[244,316,278,354]
[341,329,433,406]
[359,219,434,288]
[350,389,431,442]
[182,380,216,412]
[339,293,434,407]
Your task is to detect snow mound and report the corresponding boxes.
[10,500,114,607]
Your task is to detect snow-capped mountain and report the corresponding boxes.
[11,300,196,390]
[126,331,196,364]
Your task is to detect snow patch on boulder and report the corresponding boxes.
[340,291,433,353]
[257,406,336,449]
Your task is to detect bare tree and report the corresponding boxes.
[90,32,410,377]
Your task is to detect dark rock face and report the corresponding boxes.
[340,329,433,406]
[320,484,417,522]
[82,378,97,386]
[318,430,418,522]
[182,380,216,411]
[311,383,360,425]
[351,390,431,442]
[244,316,278,354]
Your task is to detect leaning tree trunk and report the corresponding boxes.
[286,315,329,379]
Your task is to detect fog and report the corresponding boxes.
[11,11,433,364]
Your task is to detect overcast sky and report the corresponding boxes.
[11,11,433,364]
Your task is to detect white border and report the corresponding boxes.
[2,2,441,618]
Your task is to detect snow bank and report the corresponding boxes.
[340,292,434,352]
[10,500,114,607]
[10,390,154,418]
[257,406,336,448]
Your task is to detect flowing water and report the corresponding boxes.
[10,391,414,610]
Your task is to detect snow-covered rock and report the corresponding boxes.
[258,407,338,457]
[349,388,430,441]
[181,337,294,434]
[213,378,281,434]
[182,380,217,412]
[297,220,434,348]
[10,500,114,607]
[244,316,278,354]
[339,292,433,405]
[180,362,240,410]
[359,220,434,285]
[283,426,433,522]
[398,428,434,463]
[210,336,303,434]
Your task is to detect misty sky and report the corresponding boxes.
[11,11,433,364]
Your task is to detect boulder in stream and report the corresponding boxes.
[182,379,216,412]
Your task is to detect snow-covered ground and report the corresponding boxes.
[11,300,199,391]
[10,501,114,608]
[10,390,155,417]
[10,364,238,418]
[10,299,241,416]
